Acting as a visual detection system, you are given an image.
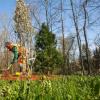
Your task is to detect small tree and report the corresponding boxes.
[34,23,63,74]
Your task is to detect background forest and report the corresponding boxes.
[0,0,100,75]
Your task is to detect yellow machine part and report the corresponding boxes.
[16,72,21,76]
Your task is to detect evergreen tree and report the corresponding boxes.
[34,23,63,74]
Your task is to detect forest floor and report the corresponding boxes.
[0,71,55,80]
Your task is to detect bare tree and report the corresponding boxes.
[82,0,91,74]
[60,0,66,73]
[94,34,100,47]
[28,0,41,28]
[70,0,84,74]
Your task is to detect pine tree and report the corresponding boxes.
[34,23,63,74]
[14,0,33,45]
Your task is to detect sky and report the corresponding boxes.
[0,0,16,18]
[0,0,99,50]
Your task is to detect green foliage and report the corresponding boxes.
[34,23,63,74]
[0,76,100,100]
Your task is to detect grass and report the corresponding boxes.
[0,75,100,100]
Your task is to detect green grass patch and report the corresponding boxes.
[0,76,100,100]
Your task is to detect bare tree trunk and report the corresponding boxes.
[43,0,49,27]
[70,0,84,75]
[45,7,49,27]
[83,0,91,74]
[66,52,70,74]
[49,0,53,32]
[30,8,41,28]
[60,0,66,74]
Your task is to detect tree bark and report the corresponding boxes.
[70,0,84,75]
[61,0,66,73]
[83,1,91,74]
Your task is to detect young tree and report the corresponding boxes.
[34,23,63,74]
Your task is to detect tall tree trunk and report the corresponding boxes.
[61,0,66,73]
[44,0,49,27]
[50,0,53,32]
[83,1,91,74]
[46,7,49,27]
[70,0,84,75]
[66,52,70,74]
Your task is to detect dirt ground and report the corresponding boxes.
[0,70,55,80]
